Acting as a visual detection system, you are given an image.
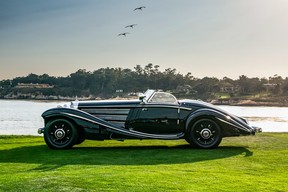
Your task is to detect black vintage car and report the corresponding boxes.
[38,89,261,149]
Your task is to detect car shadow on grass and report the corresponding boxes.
[0,144,253,171]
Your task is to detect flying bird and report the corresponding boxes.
[125,24,137,28]
[118,32,129,37]
[134,6,146,11]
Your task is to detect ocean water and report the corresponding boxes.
[219,105,288,132]
[0,100,66,135]
[0,100,287,135]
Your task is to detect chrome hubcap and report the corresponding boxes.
[200,128,212,139]
[54,129,65,139]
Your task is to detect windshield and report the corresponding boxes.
[143,90,178,104]
[143,89,155,101]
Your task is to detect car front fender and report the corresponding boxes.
[42,107,104,130]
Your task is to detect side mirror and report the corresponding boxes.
[138,93,146,103]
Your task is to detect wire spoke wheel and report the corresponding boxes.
[188,118,222,149]
[44,119,78,149]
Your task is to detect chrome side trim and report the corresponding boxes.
[82,108,130,115]
[215,117,251,132]
[60,112,184,140]
[93,114,128,121]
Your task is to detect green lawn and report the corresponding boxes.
[0,133,287,192]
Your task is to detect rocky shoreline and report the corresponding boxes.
[210,99,288,107]
[1,93,93,101]
[1,95,288,107]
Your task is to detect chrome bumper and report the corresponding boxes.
[252,126,262,134]
[38,128,44,134]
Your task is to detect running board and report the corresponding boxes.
[127,129,185,140]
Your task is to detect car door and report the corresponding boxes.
[131,103,182,134]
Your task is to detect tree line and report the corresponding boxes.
[1,64,288,101]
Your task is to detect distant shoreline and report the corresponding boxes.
[210,99,288,107]
[1,98,288,107]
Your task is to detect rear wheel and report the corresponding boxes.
[44,119,78,149]
[186,118,222,149]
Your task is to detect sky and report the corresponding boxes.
[1,0,288,80]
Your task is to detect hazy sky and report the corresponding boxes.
[1,0,288,80]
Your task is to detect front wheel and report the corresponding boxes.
[186,118,222,149]
[44,119,78,149]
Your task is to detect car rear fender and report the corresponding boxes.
[185,108,227,129]
[185,108,253,136]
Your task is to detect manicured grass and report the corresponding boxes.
[0,133,287,192]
